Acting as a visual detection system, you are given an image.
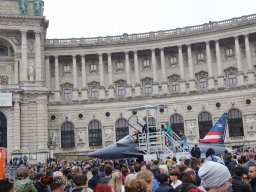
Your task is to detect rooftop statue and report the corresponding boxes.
[19,0,28,14]
[34,0,42,16]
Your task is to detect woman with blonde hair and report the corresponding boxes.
[136,170,154,192]
[108,170,124,192]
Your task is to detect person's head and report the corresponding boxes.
[104,165,113,177]
[124,173,136,185]
[158,173,169,184]
[109,171,122,192]
[0,178,14,192]
[190,157,200,168]
[183,168,196,181]
[136,170,154,192]
[169,170,180,182]
[73,175,88,187]
[248,165,256,179]
[159,164,168,174]
[72,166,83,176]
[53,171,64,178]
[206,148,215,158]
[50,176,67,192]
[91,167,99,176]
[248,152,255,160]
[233,166,244,177]
[16,167,29,179]
[134,163,141,173]
[199,161,231,192]
[125,179,147,192]
[94,183,112,192]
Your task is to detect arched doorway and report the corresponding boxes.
[170,114,184,138]
[228,109,244,137]
[198,112,213,139]
[0,112,7,148]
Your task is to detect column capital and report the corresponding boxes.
[205,40,211,45]
[243,33,249,38]
[159,47,165,50]
[133,50,138,53]
[233,35,240,39]
[34,30,41,34]
[106,52,112,56]
[177,44,183,48]
[72,54,77,58]
[124,51,129,55]
[186,44,191,47]
[20,29,27,34]
[150,48,156,52]
[98,53,103,57]
[214,39,220,43]
[54,55,59,59]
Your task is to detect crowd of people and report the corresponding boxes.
[1,146,256,192]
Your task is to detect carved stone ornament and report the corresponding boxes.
[0,75,8,85]
[247,118,255,132]
[77,131,86,144]
[11,36,21,46]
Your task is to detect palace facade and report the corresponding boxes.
[0,1,256,162]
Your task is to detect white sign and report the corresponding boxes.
[0,93,12,106]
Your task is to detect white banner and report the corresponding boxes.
[0,93,12,106]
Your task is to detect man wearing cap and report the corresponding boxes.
[197,161,232,192]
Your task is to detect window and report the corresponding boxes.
[115,118,129,141]
[63,89,72,100]
[143,117,156,131]
[170,56,177,65]
[64,65,70,73]
[144,84,152,96]
[90,87,99,99]
[198,112,213,139]
[171,82,179,92]
[61,122,75,148]
[117,85,125,98]
[199,78,208,90]
[116,62,123,70]
[90,64,97,72]
[197,52,204,60]
[225,48,233,57]
[170,114,184,138]
[0,45,8,56]
[228,109,244,137]
[88,120,102,146]
[228,74,237,87]
[143,59,150,68]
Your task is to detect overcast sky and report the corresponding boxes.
[43,0,256,39]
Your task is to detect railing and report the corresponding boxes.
[46,13,256,47]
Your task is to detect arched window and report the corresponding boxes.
[143,117,156,131]
[228,109,244,137]
[0,112,7,148]
[61,122,75,148]
[0,45,8,56]
[170,114,184,138]
[115,118,129,141]
[198,112,213,139]
[88,120,102,146]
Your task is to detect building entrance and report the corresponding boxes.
[0,112,7,148]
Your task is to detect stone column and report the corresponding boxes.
[35,31,41,81]
[160,48,168,94]
[98,53,105,100]
[234,36,244,86]
[72,55,78,101]
[45,56,50,89]
[244,34,255,84]
[54,56,61,101]
[14,58,19,84]
[215,40,225,88]
[151,49,159,95]
[125,51,132,97]
[187,44,195,91]
[206,41,214,90]
[20,30,28,81]
[178,45,186,93]
[13,101,21,151]
[107,53,114,99]
[81,55,88,100]
[134,51,141,97]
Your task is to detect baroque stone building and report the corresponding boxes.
[0,0,256,162]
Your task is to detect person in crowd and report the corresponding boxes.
[72,175,93,192]
[136,170,155,192]
[197,161,232,192]
[125,179,148,192]
[169,170,182,189]
[190,145,201,159]
[33,172,51,192]
[248,164,256,192]
[243,152,256,169]
[125,165,136,185]
[190,157,201,186]
[0,178,15,192]
[97,165,113,185]
[141,163,159,192]
[204,148,224,164]
[88,167,102,190]
[14,167,37,192]
[224,152,237,173]
[231,166,251,192]
[94,183,112,192]
[50,176,67,192]
[109,170,124,192]
[175,168,197,192]
[156,173,175,192]
[180,135,189,152]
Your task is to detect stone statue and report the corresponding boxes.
[33,0,42,16]
[19,0,28,14]
[49,132,57,145]
[28,60,34,80]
